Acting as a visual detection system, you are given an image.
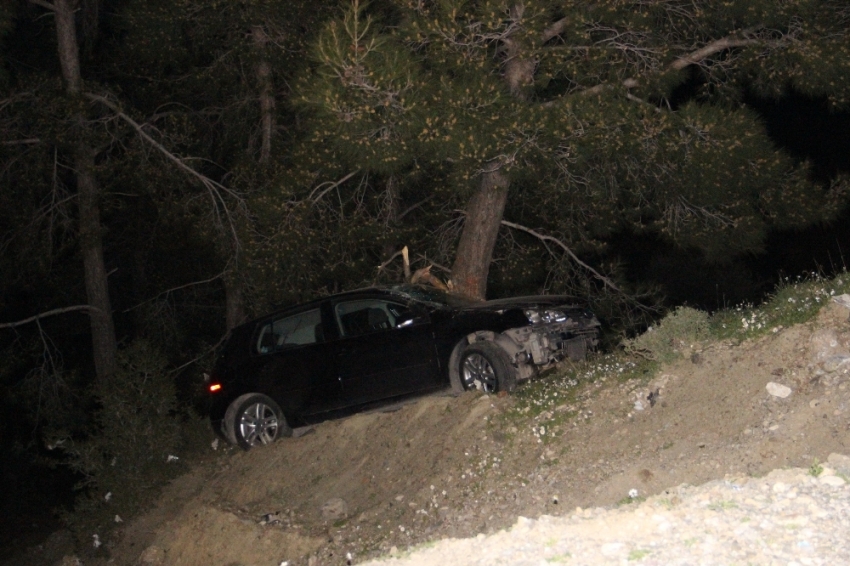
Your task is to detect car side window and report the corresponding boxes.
[256,308,323,354]
[334,299,410,337]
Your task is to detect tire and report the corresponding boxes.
[223,393,291,450]
[459,341,517,394]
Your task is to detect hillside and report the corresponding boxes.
[18,285,850,566]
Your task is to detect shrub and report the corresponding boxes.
[624,306,709,363]
[50,340,185,543]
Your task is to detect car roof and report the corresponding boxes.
[250,286,409,324]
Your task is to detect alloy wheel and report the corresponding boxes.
[462,352,498,393]
[238,402,280,446]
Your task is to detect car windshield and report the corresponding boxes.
[389,285,479,308]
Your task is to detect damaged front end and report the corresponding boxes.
[502,307,600,378]
[462,304,600,382]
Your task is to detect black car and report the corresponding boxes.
[207,285,600,449]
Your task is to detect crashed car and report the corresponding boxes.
[207,285,599,449]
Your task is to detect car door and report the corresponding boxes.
[252,305,343,416]
[333,297,440,405]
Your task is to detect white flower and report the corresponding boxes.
[104,492,112,502]
[628,489,639,499]
[166,454,179,463]
[92,534,101,548]
[114,515,123,523]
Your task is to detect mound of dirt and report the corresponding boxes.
[27,302,850,566]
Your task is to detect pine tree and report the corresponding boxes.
[297,0,850,300]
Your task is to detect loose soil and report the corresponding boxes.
[18,302,850,565]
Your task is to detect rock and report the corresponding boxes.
[600,542,623,557]
[827,453,850,476]
[293,426,315,438]
[819,475,846,487]
[810,329,849,364]
[766,382,792,398]
[137,545,164,565]
[321,498,349,521]
[823,355,850,373]
[832,293,850,309]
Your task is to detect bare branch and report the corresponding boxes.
[123,271,226,313]
[83,93,245,250]
[309,170,360,203]
[168,332,230,376]
[500,220,622,293]
[577,26,766,96]
[2,138,41,146]
[0,305,101,330]
[542,17,569,44]
[668,27,762,71]
[397,195,434,220]
[27,0,55,11]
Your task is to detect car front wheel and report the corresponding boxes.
[224,393,291,450]
[459,342,517,394]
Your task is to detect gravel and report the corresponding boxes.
[361,457,849,566]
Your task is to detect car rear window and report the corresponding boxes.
[256,308,323,354]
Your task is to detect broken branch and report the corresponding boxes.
[0,305,101,330]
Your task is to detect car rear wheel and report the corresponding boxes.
[224,393,291,450]
[460,342,517,394]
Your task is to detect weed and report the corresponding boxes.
[616,495,646,506]
[809,458,824,477]
[624,307,709,363]
[628,549,650,560]
[707,500,738,511]
[711,274,850,341]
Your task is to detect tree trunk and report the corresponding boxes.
[449,161,510,300]
[252,24,275,164]
[448,4,531,300]
[220,24,276,331]
[76,145,118,380]
[53,0,82,94]
[52,0,118,380]
[225,278,246,331]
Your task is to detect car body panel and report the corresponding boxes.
[208,285,600,433]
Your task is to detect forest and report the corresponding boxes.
[1,0,850,554]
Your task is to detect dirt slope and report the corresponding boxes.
[31,301,850,565]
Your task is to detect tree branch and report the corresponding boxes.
[122,272,226,313]
[309,170,360,203]
[576,26,764,96]
[83,93,245,249]
[168,332,230,376]
[27,0,55,11]
[668,28,762,71]
[500,220,622,293]
[2,138,41,146]
[0,305,101,330]
[542,17,569,44]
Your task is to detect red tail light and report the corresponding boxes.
[208,383,222,393]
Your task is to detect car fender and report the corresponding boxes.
[448,330,532,392]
